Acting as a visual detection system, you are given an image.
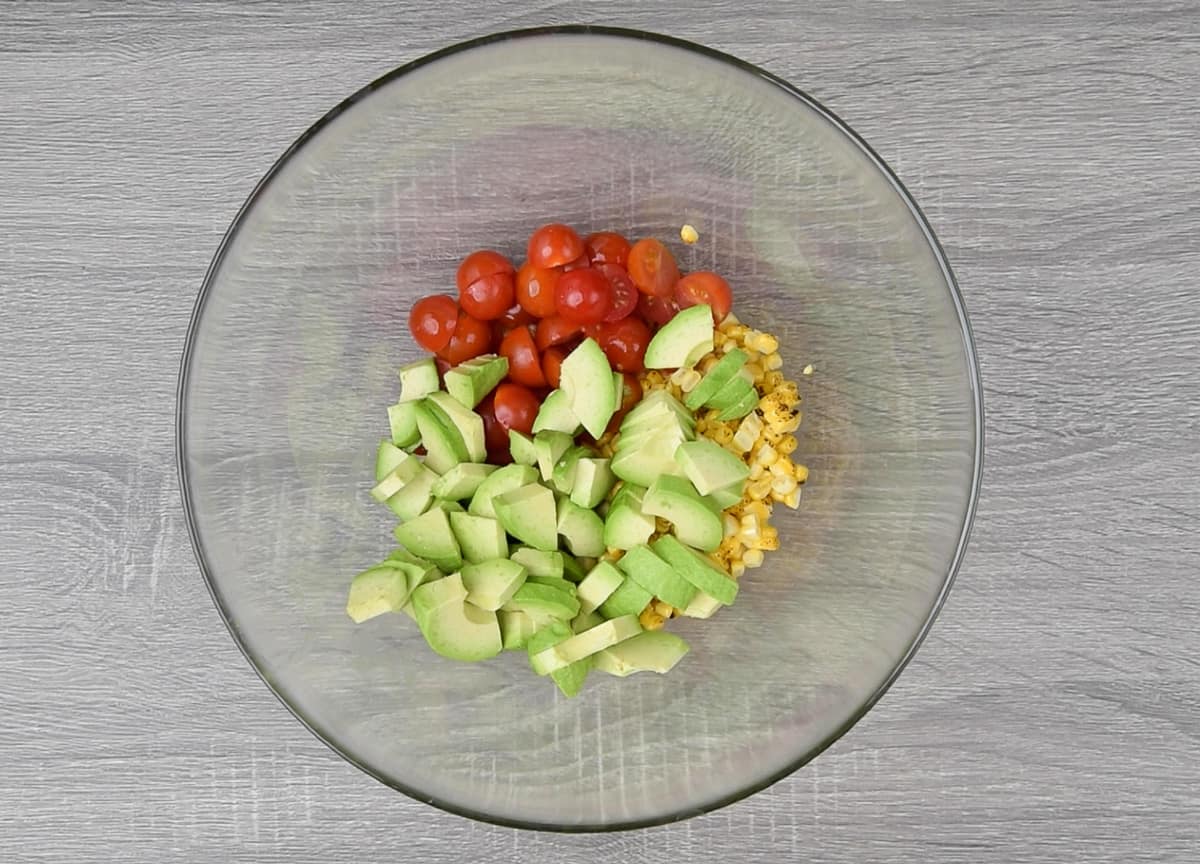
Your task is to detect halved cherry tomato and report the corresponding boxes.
[541,347,565,388]
[456,250,514,294]
[434,356,453,380]
[536,315,582,350]
[562,252,591,272]
[627,238,680,298]
[515,262,560,318]
[555,268,612,324]
[637,293,680,327]
[459,270,515,320]
[477,392,512,457]
[499,327,547,388]
[492,382,540,436]
[605,373,644,435]
[585,231,631,268]
[597,316,652,372]
[528,223,584,269]
[675,271,733,322]
[598,263,638,322]
[438,311,491,364]
[408,294,459,352]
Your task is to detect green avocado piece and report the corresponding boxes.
[387,402,421,449]
[531,388,581,435]
[393,507,462,572]
[652,535,738,606]
[384,464,439,521]
[674,439,750,495]
[616,544,697,609]
[468,464,538,518]
[593,630,690,676]
[560,552,587,583]
[643,304,714,369]
[556,498,606,557]
[510,547,564,578]
[705,373,754,412]
[569,457,615,509]
[448,511,508,563]
[507,429,538,466]
[597,576,654,619]
[426,392,486,462]
[603,484,657,550]
[397,357,440,402]
[498,609,539,650]
[375,439,409,481]
[642,475,723,552]
[461,558,527,611]
[415,400,468,473]
[681,589,722,619]
[704,483,744,511]
[533,430,574,482]
[684,348,748,410]
[411,573,502,662]
[571,610,605,633]
[559,338,616,438]
[551,445,591,494]
[494,484,558,551]
[443,354,508,409]
[525,575,576,594]
[370,450,424,501]
[525,621,591,697]
[431,462,499,500]
[502,581,580,621]
[716,386,759,420]
[576,560,625,615]
[528,615,642,675]
[345,566,411,623]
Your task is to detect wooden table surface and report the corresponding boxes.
[4,2,1198,861]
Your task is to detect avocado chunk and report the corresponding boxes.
[681,590,722,619]
[533,430,574,482]
[598,575,654,619]
[569,458,615,509]
[461,558,527,611]
[345,566,411,623]
[643,475,723,551]
[369,449,424,501]
[674,439,750,495]
[529,615,642,675]
[576,560,625,615]
[603,486,657,550]
[531,388,581,435]
[558,338,616,437]
[508,429,538,466]
[397,357,440,402]
[443,354,508,409]
[414,400,468,473]
[594,630,690,676]
[411,573,502,662]
[384,464,439,521]
[616,544,697,609]
[611,427,689,487]
[684,348,748,410]
[560,552,587,583]
[503,581,580,621]
[643,304,714,369]
[468,464,538,518]
[432,499,465,513]
[705,483,744,511]
[571,610,605,633]
[426,392,486,462]
[705,373,754,412]
[431,462,498,500]
[498,609,540,650]
[526,621,591,697]
[651,535,739,605]
[375,439,409,481]
[622,390,695,434]
[510,547,564,578]
[551,445,591,494]
[716,386,759,420]
[556,498,606,557]
[494,484,558,551]
[394,506,462,572]
[526,575,577,593]
[448,511,509,563]
[387,402,421,448]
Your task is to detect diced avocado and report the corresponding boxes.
[460,558,526,611]
[603,497,656,551]
[468,464,538,518]
[642,475,723,551]
[643,304,714,369]
[443,354,508,409]
[498,609,540,650]
[558,338,616,438]
[571,610,605,633]
[414,401,468,473]
[612,370,625,419]
[576,560,625,614]
[398,357,440,402]
[684,348,748,409]
[529,615,642,675]
[375,439,409,481]
[431,462,498,500]
[533,430,574,481]
[508,430,538,466]
[674,439,750,495]
[426,392,486,462]
[652,535,738,606]
[387,402,421,448]
[616,544,697,609]
[594,630,690,676]
[705,483,744,511]
[526,576,577,595]
[551,445,591,494]
[394,507,462,572]
[384,464,438,521]
[503,581,580,621]
[681,589,722,619]
[448,511,508,563]
[611,428,688,487]
[560,552,587,583]
[411,573,502,662]
[569,458,615,509]
[510,547,564,578]
[432,499,465,513]
[531,389,581,435]
[556,498,606,557]
[705,374,754,412]
[716,386,759,421]
[622,392,695,434]
[370,450,423,501]
[610,482,646,509]
[345,566,411,623]
[526,621,591,697]
[494,484,558,550]
[598,576,654,619]
[387,549,443,593]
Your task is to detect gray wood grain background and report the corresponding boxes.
[3,1,1198,861]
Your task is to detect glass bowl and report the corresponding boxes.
[178,26,982,831]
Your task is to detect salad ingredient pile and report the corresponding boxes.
[347,223,807,697]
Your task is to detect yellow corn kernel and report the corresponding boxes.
[743,549,765,568]
[680,224,699,244]
[762,371,784,391]
[795,464,809,484]
[776,435,798,456]
[708,424,734,446]
[743,499,771,521]
[748,477,773,499]
[722,312,741,327]
[745,362,764,381]
[773,382,800,406]
[771,475,798,496]
[748,333,779,354]
[802,363,814,376]
[671,367,702,392]
[653,599,675,617]
[764,352,784,371]
[732,412,763,451]
[700,355,719,374]
[782,487,802,509]
[782,413,802,433]
[726,324,749,340]
[748,462,765,481]
[639,607,666,630]
[753,442,779,466]
[730,561,747,579]
[723,513,739,538]
[757,527,780,551]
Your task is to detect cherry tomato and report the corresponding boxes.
[627,238,680,298]
[675,271,733,322]
[555,268,612,324]
[499,327,547,388]
[438,311,491,364]
[562,252,591,272]
[476,392,511,454]
[605,373,644,436]
[456,250,514,294]
[585,231,631,268]
[528,223,584,269]
[598,263,638,322]
[492,382,540,436]
[536,315,582,350]
[541,347,565,389]
[637,293,680,327]
[434,357,452,380]
[597,316,652,372]
[408,294,459,353]
[515,262,560,318]
[459,271,515,320]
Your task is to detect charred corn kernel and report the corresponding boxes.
[700,355,719,374]
[653,599,675,617]
[740,513,761,533]
[764,352,784,371]
[758,528,780,551]
[782,413,802,433]
[748,477,773,499]
[745,362,764,381]
[680,224,699,244]
[777,435,798,456]
[743,549,765,568]
[723,513,739,538]
[748,462,765,480]
[672,367,702,391]
[773,382,800,406]
[743,499,771,521]
[771,475,798,496]
[655,517,672,534]
[782,487,802,509]
[795,464,809,484]
[719,341,736,353]
[730,561,747,579]
[763,371,785,390]
[732,412,763,451]
[747,333,779,354]
[726,324,749,341]
[754,443,779,466]
[639,607,666,630]
[708,424,734,446]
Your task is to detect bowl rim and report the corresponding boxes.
[176,24,984,833]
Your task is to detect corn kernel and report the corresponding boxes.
[763,371,784,391]
[802,364,814,376]
[758,529,780,551]
[639,607,666,630]
[672,367,702,392]
[653,599,675,617]
[743,549,765,568]
[795,464,809,484]
[730,561,747,579]
[700,355,719,374]
[680,224,699,244]
[722,312,741,327]
[748,477,772,499]
[748,462,765,480]
[771,475,798,496]
[777,435,798,456]
[782,488,802,509]
[764,352,784,371]
[744,500,771,521]
[726,324,749,340]
[709,424,734,446]
[754,443,779,466]
[745,362,764,381]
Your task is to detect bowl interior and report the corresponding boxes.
[180,29,980,829]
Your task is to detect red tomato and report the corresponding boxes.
[492,382,540,436]
[515,262,560,318]
[459,271,515,320]
[476,393,512,456]
[491,303,533,347]
[541,347,565,389]
[637,293,680,327]
[535,315,582,350]
[597,316,652,372]
[555,268,612,324]
[598,263,638,322]
[627,238,680,298]
[585,231,631,268]
[438,311,491,364]
[408,294,459,352]
[675,271,733,322]
[605,373,644,436]
[499,327,547,388]
[456,250,514,294]
[528,223,584,269]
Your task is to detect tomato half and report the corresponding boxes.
[585,231,631,268]
[527,223,584,269]
[637,293,680,327]
[561,252,591,272]
[459,271,515,320]
[535,315,582,350]
[408,294,459,353]
[541,347,565,389]
[674,271,733,322]
[438,311,492,364]
[598,263,638,322]
[456,250,514,294]
[627,238,680,298]
[515,262,560,318]
[476,392,513,461]
[492,382,540,436]
[555,268,612,324]
[499,327,547,388]
[597,316,652,372]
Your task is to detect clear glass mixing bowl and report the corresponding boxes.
[178,27,982,831]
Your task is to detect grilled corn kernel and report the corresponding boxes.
[748,477,773,499]
[771,475,798,496]
[722,312,741,327]
[639,607,666,630]
[748,462,765,480]
[653,599,675,617]
[700,355,719,374]
[754,443,779,466]
[782,488,802,509]
[764,352,784,371]
[723,513,739,538]
[743,549,765,568]
[672,367,702,392]
[680,224,700,244]
[757,528,780,551]
[762,371,785,390]
[745,362,764,381]
[795,464,809,484]
[730,561,747,579]
[776,435,798,456]
[748,333,779,354]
